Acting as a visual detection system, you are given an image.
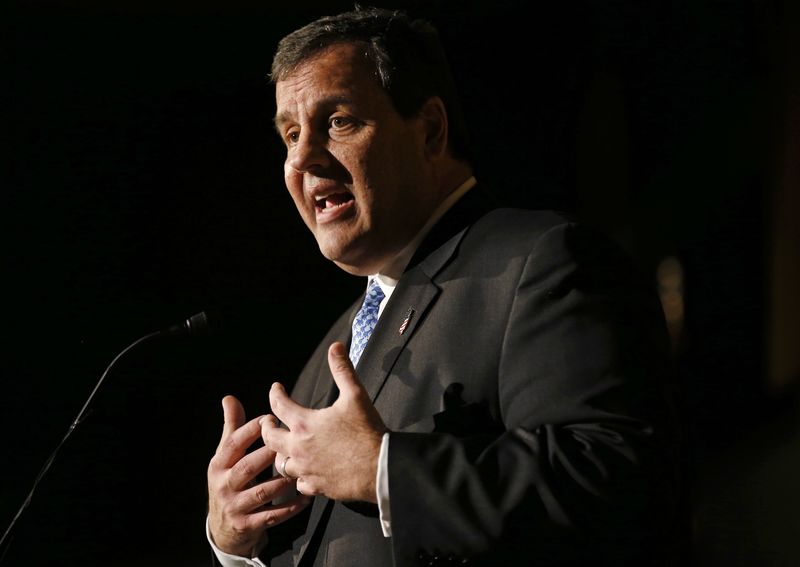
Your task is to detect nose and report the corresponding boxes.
[286,130,329,174]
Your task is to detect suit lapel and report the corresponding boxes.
[294,496,331,567]
[351,186,496,404]
[354,219,472,403]
[355,269,439,402]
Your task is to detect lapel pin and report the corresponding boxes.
[398,308,415,335]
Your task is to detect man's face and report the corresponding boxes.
[274,43,438,275]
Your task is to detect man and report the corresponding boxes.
[206,7,677,567]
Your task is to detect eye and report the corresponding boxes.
[329,115,354,130]
[285,129,300,145]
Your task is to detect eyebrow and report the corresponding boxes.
[273,94,356,134]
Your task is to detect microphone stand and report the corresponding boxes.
[0,313,207,563]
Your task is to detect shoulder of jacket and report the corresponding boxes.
[467,208,576,248]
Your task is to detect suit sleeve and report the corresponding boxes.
[387,223,678,566]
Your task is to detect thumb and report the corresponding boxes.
[328,341,363,398]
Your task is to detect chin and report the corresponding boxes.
[317,241,361,274]
[315,228,389,276]
[321,246,380,277]
[332,260,372,277]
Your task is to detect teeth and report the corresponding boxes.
[316,195,352,210]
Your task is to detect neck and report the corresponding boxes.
[374,172,477,280]
[436,158,474,204]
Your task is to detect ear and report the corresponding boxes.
[418,96,449,160]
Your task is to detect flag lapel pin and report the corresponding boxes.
[398,308,415,335]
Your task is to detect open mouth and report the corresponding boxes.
[315,192,355,211]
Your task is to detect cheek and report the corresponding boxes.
[284,164,301,198]
[284,168,311,217]
[352,146,385,195]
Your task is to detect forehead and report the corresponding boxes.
[274,42,390,121]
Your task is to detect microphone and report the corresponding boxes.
[0,312,208,563]
[162,311,211,338]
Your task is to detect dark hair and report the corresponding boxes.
[271,6,471,162]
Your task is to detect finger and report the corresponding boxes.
[246,493,313,530]
[269,382,309,429]
[214,415,268,469]
[262,425,292,457]
[239,474,296,512]
[227,445,278,491]
[296,476,324,497]
[327,342,364,398]
[260,414,280,446]
[273,451,301,481]
[219,395,247,443]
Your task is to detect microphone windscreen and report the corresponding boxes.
[166,304,270,341]
[184,311,210,336]
[162,312,210,338]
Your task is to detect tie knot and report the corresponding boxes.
[364,278,385,307]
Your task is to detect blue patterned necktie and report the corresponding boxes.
[349,278,385,367]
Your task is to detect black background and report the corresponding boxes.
[2,1,798,565]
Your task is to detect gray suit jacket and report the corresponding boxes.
[259,190,678,567]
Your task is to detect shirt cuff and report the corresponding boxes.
[376,431,392,537]
[206,516,268,567]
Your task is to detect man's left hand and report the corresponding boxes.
[263,341,387,503]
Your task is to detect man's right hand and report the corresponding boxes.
[207,395,312,557]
